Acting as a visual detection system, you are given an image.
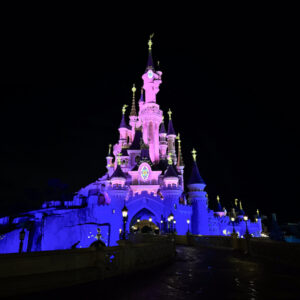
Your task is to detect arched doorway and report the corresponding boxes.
[129,208,160,234]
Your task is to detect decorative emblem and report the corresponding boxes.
[141,165,150,181]
[147,70,153,78]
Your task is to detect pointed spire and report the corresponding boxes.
[167,109,176,135]
[159,115,166,134]
[176,133,184,167]
[234,198,239,208]
[164,153,178,178]
[119,105,129,129]
[216,195,222,212]
[146,33,155,71]
[238,200,245,216]
[107,144,113,157]
[188,149,205,185]
[130,84,137,116]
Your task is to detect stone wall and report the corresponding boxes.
[175,235,300,267]
[0,237,175,298]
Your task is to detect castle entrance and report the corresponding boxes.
[129,208,160,234]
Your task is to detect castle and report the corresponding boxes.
[0,36,262,253]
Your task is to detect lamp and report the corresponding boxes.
[243,215,249,235]
[231,217,236,234]
[187,219,190,234]
[121,204,128,240]
[149,217,152,222]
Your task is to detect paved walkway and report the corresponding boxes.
[16,246,300,300]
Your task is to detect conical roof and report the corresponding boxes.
[159,122,166,134]
[129,128,142,150]
[188,161,205,185]
[146,50,155,71]
[167,119,176,135]
[119,115,128,129]
[164,164,178,178]
[111,165,126,179]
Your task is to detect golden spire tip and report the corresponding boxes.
[191,148,197,161]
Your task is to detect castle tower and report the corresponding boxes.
[188,149,209,235]
[167,109,177,165]
[118,104,130,147]
[139,34,163,163]
[106,144,114,177]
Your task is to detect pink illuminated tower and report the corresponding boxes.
[139,34,163,163]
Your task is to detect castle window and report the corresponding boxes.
[112,209,115,214]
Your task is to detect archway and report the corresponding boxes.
[129,208,160,234]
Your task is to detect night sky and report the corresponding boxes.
[0,10,298,223]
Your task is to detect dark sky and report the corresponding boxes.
[0,9,298,223]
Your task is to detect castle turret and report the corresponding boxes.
[188,148,209,235]
[237,200,245,219]
[106,144,114,177]
[110,153,127,187]
[163,154,179,187]
[215,195,226,217]
[167,109,177,165]
[139,34,163,163]
[119,105,130,147]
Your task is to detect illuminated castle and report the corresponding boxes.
[0,36,262,253]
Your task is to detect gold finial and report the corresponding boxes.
[257,209,259,216]
[176,133,181,142]
[191,148,197,161]
[167,108,172,120]
[122,104,128,115]
[157,61,160,67]
[132,84,136,94]
[167,152,172,165]
[117,153,122,165]
[239,201,243,210]
[108,144,112,155]
[148,33,154,50]
[217,195,220,202]
[234,198,238,206]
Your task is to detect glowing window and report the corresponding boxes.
[141,165,150,180]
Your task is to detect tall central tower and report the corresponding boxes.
[139,34,163,163]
